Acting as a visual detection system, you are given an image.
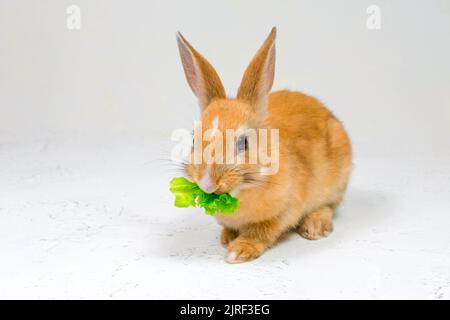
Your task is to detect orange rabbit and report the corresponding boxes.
[176,27,352,263]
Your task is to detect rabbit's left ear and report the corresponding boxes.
[237,27,276,118]
[176,32,226,112]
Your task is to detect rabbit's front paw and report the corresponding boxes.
[225,239,263,264]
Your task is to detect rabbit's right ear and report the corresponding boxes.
[176,32,226,112]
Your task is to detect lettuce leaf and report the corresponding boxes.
[169,177,239,215]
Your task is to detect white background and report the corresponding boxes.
[1,0,450,299]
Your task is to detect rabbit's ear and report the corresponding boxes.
[176,32,226,111]
[237,27,276,118]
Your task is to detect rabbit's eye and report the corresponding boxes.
[237,135,248,153]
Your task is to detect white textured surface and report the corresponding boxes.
[1,136,449,299]
[1,0,450,299]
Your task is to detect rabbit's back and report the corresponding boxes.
[268,90,352,213]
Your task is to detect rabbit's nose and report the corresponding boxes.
[198,171,218,194]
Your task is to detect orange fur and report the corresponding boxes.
[177,27,352,263]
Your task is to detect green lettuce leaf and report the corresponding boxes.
[169,177,239,215]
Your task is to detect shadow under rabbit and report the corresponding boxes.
[270,187,394,261]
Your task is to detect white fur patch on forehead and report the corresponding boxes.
[212,116,219,130]
[210,116,220,135]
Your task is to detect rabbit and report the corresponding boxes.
[176,27,352,264]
